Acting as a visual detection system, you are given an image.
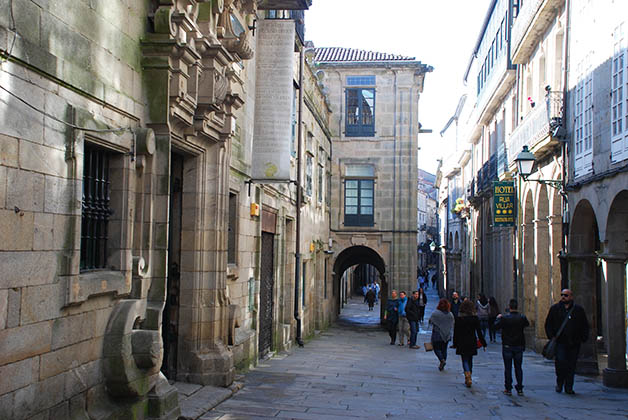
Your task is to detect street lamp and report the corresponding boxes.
[514,146,563,191]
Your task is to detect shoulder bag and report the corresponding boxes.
[542,307,574,360]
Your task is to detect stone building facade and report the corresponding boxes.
[0,0,338,419]
[313,48,432,306]
[564,0,628,387]
[437,0,628,388]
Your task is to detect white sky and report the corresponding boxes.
[305,0,492,174]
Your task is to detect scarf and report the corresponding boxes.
[429,309,454,342]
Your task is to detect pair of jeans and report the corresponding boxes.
[488,316,497,341]
[433,340,448,362]
[409,320,419,346]
[461,354,473,372]
[555,342,580,391]
[502,345,524,391]
[479,318,489,340]
[418,306,426,323]
[388,320,398,343]
[398,317,410,344]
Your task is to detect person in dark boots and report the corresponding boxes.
[494,299,529,396]
[384,290,400,345]
[366,288,376,311]
[453,300,486,387]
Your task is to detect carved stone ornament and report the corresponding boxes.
[143,0,254,142]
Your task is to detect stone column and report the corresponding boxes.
[601,254,628,387]
[567,253,599,374]
[548,214,563,304]
[534,218,550,343]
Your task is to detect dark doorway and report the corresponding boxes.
[161,152,183,379]
[259,231,275,358]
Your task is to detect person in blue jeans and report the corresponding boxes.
[405,291,421,349]
[429,298,455,371]
[494,299,530,396]
[453,300,487,387]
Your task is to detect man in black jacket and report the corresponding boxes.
[544,289,589,394]
[405,291,421,349]
[494,299,529,396]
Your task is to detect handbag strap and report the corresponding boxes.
[555,307,575,339]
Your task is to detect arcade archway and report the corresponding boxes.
[333,246,387,321]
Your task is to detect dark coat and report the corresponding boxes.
[494,311,529,347]
[450,299,462,317]
[405,298,421,322]
[544,302,589,346]
[366,289,376,305]
[385,298,399,324]
[417,292,427,306]
[453,315,486,356]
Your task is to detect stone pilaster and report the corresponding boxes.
[601,254,628,387]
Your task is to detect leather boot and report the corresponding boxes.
[464,371,472,387]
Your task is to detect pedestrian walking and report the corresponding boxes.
[476,294,490,340]
[488,296,500,343]
[417,287,428,324]
[397,291,410,346]
[453,300,487,387]
[544,289,589,394]
[366,288,376,311]
[384,290,400,345]
[405,291,421,349]
[450,291,462,318]
[494,299,529,396]
[430,271,437,290]
[429,298,455,371]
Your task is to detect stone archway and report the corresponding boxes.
[602,190,628,387]
[568,199,600,374]
[333,246,387,320]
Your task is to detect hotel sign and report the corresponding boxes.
[493,181,516,227]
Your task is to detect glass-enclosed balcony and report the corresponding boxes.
[511,0,564,64]
[507,91,564,164]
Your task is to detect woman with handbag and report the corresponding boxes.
[453,299,487,387]
[429,298,455,371]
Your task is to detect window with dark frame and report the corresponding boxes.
[344,165,375,227]
[345,75,375,137]
[228,192,238,265]
[305,154,313,197]
[81,143,112,271]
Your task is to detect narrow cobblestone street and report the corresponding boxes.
[198,289,628,419]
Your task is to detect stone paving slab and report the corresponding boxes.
[198,289,628,419]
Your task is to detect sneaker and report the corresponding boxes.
[409,345,420,349]
[555,385,562,393]
[503,390,512,396]
[565,389,575,395]
[516,389,524,396]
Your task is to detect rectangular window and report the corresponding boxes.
[347,75,375,86]
[81,144,112,271]
[317,162,324,204]
[346,88,375,137]
[228,192,237,264]
[344,178,374,227]
[574,55,594,177]
[291,86,297,157]
[612,22,628,163]
[305,154,313,197]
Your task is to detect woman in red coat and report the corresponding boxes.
[453,299,487,387]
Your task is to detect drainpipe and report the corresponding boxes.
[294,47,304,347]
[392,69,398,290]
[559,0,571,290]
